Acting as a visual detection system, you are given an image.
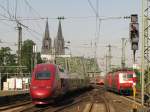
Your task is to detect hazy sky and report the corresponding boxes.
[0,0,141,71]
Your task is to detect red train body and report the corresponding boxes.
[95,76,104,85]
[105,70,136,93]
[30,63,89,105]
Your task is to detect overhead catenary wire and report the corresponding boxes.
[0,19,16,29]
[23,0,44,32]
[7,0,10,16]
[0,0,132,62]
[87,0,98,16]
[24,0,41,17]
[0,16,96,21]
[0,15,129,21]
[15,0,17,19]
[0,0,42,42]
[0,3,12,18]
[24,28,42,42]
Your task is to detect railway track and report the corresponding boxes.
[51,86,112,112]
[21,94,88,112]
[105,91,150,112]
[102,95,111,112]
[19,98,83,112]
[0,101,32,112]
[82,86,112,112]
[3,87,92,112]
[83,101,111,112]
[0,96,83,112]
[0,86,114,112]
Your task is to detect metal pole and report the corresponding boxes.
[65,58,68,71]
[133,50,136,63]
[121,38,126,68]
[108,45,112,71]
[106,54,108,73]
[31,52,33,73]
[81,57,86,76]
[33,44,37,67]
[0,73,1,91]
[17,24,22,75]
[141,0,145,106]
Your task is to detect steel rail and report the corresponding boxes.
[0,101,32,111]
[88,103,94,112]
[103,97,111,112]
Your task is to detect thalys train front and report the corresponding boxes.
[30,64,57,104]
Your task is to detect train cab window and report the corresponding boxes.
[127,74,133,78]
[36,71,51,80]
[122,73,127,80]
[123,74,126,79]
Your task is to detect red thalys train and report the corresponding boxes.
[95,76,104,85]
[104,69,136,94]
[30,63,89,105]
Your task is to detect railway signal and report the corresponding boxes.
[130,23,139,50]
[129,14,139,62]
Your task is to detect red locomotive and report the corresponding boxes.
[105,69,136,94]
[30,63,89,105]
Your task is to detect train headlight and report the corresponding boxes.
[133,82,136,86]
[46,86,51,89]
[32,86,38,89]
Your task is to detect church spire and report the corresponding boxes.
[54,20,65,55]
[44,18,50,39]
[41,19,52,55]
[57,20,63,39]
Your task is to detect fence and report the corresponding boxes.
[0,73,31,91]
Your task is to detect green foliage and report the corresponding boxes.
[37,52,43,64]
[134,69,141,89]
[0,39,42,84]
[21,39,42,72]
[21,39,34,72]
[0,47,17,66]
[0,47,17,82]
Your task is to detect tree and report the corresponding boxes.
[0,47,17,85]
[21,39,42,72]
[0,47,17,68]
[21,39,34,72]
[37,52,43,64]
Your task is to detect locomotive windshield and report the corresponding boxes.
[127,74,133,78]
[121,73,133,80]
[36,71,51,80]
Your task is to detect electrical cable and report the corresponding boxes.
[0,3,12,18]
[87,0,97,16]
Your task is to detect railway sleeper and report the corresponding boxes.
[83,103,110,112]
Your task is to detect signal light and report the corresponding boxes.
[131,14,138,23]
[131,43,138,50]
[130,23,139,50]
[129,14,139,51]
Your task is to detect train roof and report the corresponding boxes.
[106,68,135,74]
[58,72,85,79]
[35,63,85,79]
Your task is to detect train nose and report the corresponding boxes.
[30,86,52,99]
[35,91,50,98]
